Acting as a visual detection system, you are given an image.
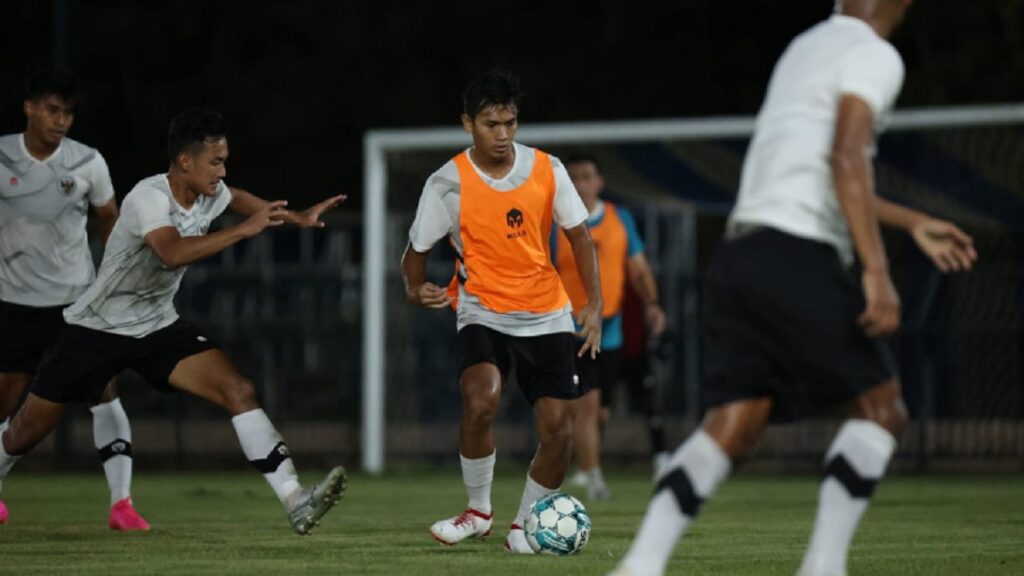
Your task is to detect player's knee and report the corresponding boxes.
[537,413,573,448]
[222,377,259,414]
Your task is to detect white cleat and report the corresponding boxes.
[606,567,637,576]
[429,508,493,545]
[587,480,613,502]
[504,524,534,554]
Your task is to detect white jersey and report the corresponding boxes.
[64,174,232,337]
[408,143,588,336]
[0,134,115,306]
[728,14,905,264]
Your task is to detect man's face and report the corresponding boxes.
[567,161,604,207]
[462,104,518,164]
[24,94,75,149]
[180,137,228,197]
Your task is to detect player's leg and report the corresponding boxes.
[0,393,68,517]
[90,379,148,530]
[164,346,345,535]
[797,377,906,576]
[0,372,30,524]
[573,342,602,496]
[506,331,578,553]
[430,325,506,545]
[614,397,770,576]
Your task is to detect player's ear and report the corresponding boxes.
[461,113,474,134]
[177,151,192,172]
[23,99,33,119]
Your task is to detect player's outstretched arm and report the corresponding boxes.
[564,223,603,358]
[229,187,346,228]
[832,94,900,338]
[145,201,288,269]
[875,198,977,272]
[400,244,451,309]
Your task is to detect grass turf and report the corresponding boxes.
[1,470,1022,575]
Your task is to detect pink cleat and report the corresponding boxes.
[108,498,150,531]
[0,499,8,524]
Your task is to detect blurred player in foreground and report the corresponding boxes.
[612,1,977,574]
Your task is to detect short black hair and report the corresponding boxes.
[564,154,603,174]
[462,68,524,119]
[167,107,226,162]
[26,69,80,108]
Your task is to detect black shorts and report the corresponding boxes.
[0,300,67,373]
[701,228,896,423]
[31,319,218,404]
[459,324,582,404]
[576,347,622,408]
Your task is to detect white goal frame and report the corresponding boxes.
[361,103,1024,473]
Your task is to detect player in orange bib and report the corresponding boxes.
[402,69,602,553]
[553,155,667,501]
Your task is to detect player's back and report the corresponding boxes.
[730,14,904,263]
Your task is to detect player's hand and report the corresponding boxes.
[239,200,288,237]
[408,282,451,309]
[910,218,977,273]
[295,194,347,228]
[576,302,602,359]
[645,302,667,337]
[858,269,901,338]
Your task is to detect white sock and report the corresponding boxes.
[90,399,133,505]
[798,420,896,576]
[585,467,606,487]
[461,452,495,515]
[231,409,301,509]
[513,472,557,527]
[621,429,732,576]
[0,428,21,494]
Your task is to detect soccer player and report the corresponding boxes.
[0,107,349,535]
[401,69,602,553]
[0,70,148,529]
[553,155,667,501]
[611,1,978,575]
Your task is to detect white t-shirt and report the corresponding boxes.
[0,134,115,306]
[64,174,232,337]
[728,14,905,264]
[408,143,589,336]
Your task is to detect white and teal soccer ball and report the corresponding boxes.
[524,492,591,555]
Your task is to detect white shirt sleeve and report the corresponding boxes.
[123,187,173,238]
[838,41,905,117]
[408,167,457,253]
[551,157,588,229]
[83,152,115,207]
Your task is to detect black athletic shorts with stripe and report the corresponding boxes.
[31,319,218,404]
[701,228,896,423]
[459,324,583,404]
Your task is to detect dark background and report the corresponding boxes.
[2,0,1022,208]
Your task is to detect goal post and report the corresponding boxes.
[362,103,1024,474]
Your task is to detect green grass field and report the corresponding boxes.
[2,470,1022,575]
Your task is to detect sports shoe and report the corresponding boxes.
[108,497,150,531]
[429,508,493,545]
[587,480,613,502]
[0,499,8,524]
[504,523,534,554]
[287,466,347,535]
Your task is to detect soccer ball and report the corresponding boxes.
[524,492,591,555]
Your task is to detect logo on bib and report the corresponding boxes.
[59,178,76,194]
[505,208,526,239]
[9,176,17,187]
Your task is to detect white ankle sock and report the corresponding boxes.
[231,409,301,508]
[513,473,557,527]
[461,452,495,515]
[91,398,133,505]
[621,429,731,576]
[0,428,20,494]
[798,420,896,576]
